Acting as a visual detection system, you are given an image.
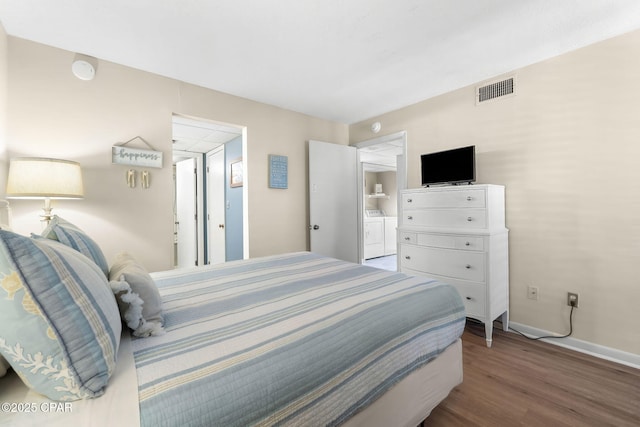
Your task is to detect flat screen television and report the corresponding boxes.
[421,145,475,186]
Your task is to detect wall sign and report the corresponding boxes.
[269,154,288,189]
[112,136,163,168]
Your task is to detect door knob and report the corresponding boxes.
[309,224,320,230]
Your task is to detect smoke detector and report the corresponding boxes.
[72,54,98,81]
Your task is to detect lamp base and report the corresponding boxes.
[40,198,53,225]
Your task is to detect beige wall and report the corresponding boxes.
[364,171,378,210]
[351,30,640,355]
[364,171,397,215]
[377,171,397,216]
[4,37,348,272]
[0,24,7,192]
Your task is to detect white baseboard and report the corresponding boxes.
[508,321,640,370]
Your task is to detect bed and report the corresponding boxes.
[0,218,464,427]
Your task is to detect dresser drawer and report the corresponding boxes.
[400,245,486,282]
[416,234,485,251]
[402,188,485,209]
[453,283,486,318]
[400,268,486,318]
[404,208,487,228]
[399,231,417,244]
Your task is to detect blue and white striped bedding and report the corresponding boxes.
[132,252,465,427]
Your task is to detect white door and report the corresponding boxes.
[309,140,358,263]
[175,158,198,267]
[207,147,226,264]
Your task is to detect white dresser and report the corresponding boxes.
[398,184,509,347]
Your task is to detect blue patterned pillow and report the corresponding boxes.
[0,230,121,400]
[41,215,109,276]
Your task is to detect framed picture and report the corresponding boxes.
[269,154,288,189]
[230,158,243,187]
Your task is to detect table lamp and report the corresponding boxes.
[5,157,84,224]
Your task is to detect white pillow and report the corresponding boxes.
[109,252,164,337]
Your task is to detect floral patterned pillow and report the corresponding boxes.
[0,230,121,400]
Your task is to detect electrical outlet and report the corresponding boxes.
[567,292,579,308]
[527,286,539,300]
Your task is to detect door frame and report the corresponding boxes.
[353,131,407,265]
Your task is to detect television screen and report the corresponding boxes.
[421,145,475,186]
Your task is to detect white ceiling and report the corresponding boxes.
[359,140,403,172]
[2,1,640,124]
[172,116,242,154]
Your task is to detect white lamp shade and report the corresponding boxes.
[6,158,84,199]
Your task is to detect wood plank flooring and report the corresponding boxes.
[423,320,640,427]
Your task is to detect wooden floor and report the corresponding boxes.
[423,320,640,427]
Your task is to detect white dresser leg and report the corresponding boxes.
[485,321,493,348]
[501,310,509,332]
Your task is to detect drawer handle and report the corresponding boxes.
[407,198,413,203]
[407,216,413,220]
[465,264,472,269]
[465,241,471,246]
[404,237,411,241]
[466,296,473,301]
[466,196,472,201]
[405,256,411,260]
[467,217,473,222]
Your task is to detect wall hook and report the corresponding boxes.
[142,170,150,189]
[127,169,136,188]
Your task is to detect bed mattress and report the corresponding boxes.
[135,252,465,426]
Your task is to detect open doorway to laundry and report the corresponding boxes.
[172,114,247,268]
[355,131,407,271]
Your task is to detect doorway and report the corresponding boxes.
[354,131,407,271]
[173,152,201,268]
[172,114,248,267]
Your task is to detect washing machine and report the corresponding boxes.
[364,210,385,259]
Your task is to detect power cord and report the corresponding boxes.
[502,303,575,341]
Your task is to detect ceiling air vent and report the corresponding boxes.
[476,76,516,105]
